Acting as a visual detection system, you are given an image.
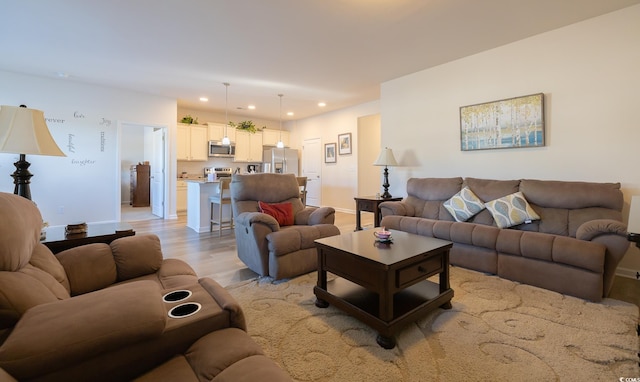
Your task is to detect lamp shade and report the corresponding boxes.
[0,105,65,156]
[373,147,398,166]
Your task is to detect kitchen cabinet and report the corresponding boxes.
[234,131,263,162]
[130,164,150,207]
[262,128,289,147]
[177,180,187,212]
[177,123,208,161]
[207,122,236,143]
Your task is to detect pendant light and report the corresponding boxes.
[222,82,231,145]
[276,94,284,148]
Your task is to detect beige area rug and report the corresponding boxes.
[226,267,639,381]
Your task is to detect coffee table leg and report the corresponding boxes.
[315,298,329,308]
[376,334,396,349]
[315,248,329,308]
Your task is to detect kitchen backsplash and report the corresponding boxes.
[177,158,262,177]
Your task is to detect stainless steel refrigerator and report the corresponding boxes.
[263,147,299,175]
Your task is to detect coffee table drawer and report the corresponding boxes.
[397,255,443,288]
[325,252,379,289]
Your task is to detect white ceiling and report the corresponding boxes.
[1,0,638,121]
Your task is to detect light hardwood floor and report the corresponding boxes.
[125,211,640,307]
[126,211,374,287]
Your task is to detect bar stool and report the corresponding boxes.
[296,176,307,206]
[209,178,233,237]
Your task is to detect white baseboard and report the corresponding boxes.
[616,266,639,279]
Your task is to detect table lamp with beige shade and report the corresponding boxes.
[373,147,398,199]
[0,105,66,200]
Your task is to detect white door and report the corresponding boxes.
[151,128,164,217]
[302,138,322,207]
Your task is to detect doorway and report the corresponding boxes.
[118,122,168,222]
[357,114,381,196]
[302,138,322,207]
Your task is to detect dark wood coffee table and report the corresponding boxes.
[314,229,453,349]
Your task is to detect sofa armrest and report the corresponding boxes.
[235,211,280,231]
[576,219,631,297]
[576,219,627,241]
[0,281,166,380]
[307,207,336,225]
[198,278,247,331]
[380,201,414,217]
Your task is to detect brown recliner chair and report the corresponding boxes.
[230,173,340,280]
[0,192,291,381]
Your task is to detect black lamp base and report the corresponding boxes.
[381,165,392,199]
[11,154,33,200]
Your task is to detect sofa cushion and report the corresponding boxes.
[485,192,540,228]
[443,187,485,222]
[110,234,163,281]
[259,201,294,226]
[57,244,118,295]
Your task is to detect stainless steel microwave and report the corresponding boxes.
[208,141,235,157]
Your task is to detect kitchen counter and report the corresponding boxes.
[186,181,219,233]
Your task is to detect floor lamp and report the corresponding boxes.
[373,147,398,199]
[0,105,66,200]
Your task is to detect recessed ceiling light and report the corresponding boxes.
[248,105,256,110]
[318,102,326,107]
[199,97,208,102]
[287,112,294,116]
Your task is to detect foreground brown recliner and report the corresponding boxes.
[231,173,340,279]
[0,192,291,381]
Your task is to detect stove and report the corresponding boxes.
[214,167,232,178]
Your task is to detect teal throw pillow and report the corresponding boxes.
[443,187,485,222]
[485,192,540,228]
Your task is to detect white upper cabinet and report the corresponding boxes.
[177,123,208,161]
[262,128,290,147]
[208,122,236,143]
[234,131,263,162]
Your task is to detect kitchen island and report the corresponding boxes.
[185,179,224,233]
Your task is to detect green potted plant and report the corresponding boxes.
[230,120,258,133]
[180,115,198,124]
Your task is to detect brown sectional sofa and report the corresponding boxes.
[0,192,291,381]
[380,177,629,301]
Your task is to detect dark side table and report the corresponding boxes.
[354,195,402,231]
[41,222,135,254]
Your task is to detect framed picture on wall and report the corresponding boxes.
[459,93,545,151]
[338,133,352,155]
[325,143,337,163]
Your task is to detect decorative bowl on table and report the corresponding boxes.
[373,230,392,240]
[373,230,392,244]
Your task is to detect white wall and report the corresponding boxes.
[290,100,380,212]
[0,71,177,225]
[380,5,640,271]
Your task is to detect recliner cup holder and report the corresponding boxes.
[168,302,202,319]
[162,290,192,303]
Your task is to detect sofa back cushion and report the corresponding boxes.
[405,177,462,220]
[519,179,623,237]
[110,235,163,281]
[0,193,42,272]
[57,244,118,295]
[231,173,305,218]
[465,178,521,226]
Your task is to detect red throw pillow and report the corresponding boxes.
[258,201,294,226]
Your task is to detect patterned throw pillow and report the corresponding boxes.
[485,192,540,228]
[443,187,486,222]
